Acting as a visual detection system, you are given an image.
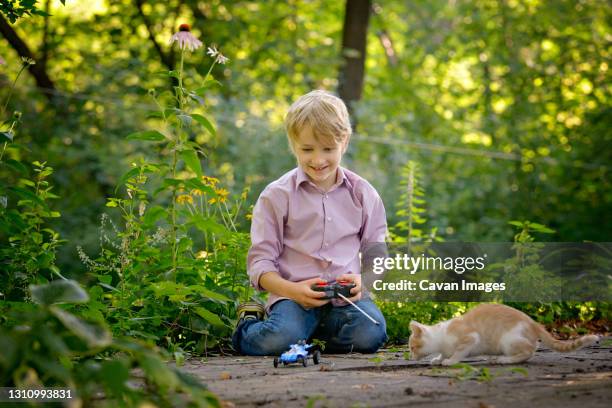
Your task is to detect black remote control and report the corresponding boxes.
[311,280,356,300]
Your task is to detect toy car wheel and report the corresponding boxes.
[298,355,307,367]
[313,350,321,365]
[273,357,279,368]
[283,361,288,366]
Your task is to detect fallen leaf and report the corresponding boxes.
[219,371,232,380]
[351,383,374,390]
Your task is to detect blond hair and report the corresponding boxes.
[285,90,352,150]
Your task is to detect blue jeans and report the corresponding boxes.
[232,299,388,355]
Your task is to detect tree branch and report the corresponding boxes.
[134,0,175,72]
[0,13,56,101]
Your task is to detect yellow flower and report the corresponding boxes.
[246,213,253,220]
[191,189,204,196]
[215,188,229,203]
[208,197,217,204]
[176,194,194,204]
[201,175,220,187]
[196,251,208,259]
[241,187,249,201]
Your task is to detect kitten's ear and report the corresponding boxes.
[410,320,425,335]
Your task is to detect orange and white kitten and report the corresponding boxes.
[409,303,599,366]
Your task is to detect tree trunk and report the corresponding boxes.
[0,13,56,101]
[134,0,175,72]
[337,0,371,112]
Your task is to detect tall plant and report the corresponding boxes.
[390,160,438,249]
[0,57,65,301]
[79,25,253,353]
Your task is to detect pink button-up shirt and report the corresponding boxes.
[247,166,387,311]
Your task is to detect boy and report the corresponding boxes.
[232,90,388,355]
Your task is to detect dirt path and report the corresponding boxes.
[179,338,612,407]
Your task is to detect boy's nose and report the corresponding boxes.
[311,156,325,165]
[312,161,326,168]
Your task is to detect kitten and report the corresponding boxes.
[408,303,599,366]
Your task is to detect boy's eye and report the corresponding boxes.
[324,147,335,152]
[301,148,313,152]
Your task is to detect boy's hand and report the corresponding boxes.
[289,277,330,309]
[337,273,362,302]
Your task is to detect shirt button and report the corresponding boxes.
[324,242,329,247]
[327,217,332,222]
[323,194,328,199]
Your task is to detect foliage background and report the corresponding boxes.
[1,0,610,338]
[2,1,610,265]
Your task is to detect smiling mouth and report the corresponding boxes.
[311,166,328,171]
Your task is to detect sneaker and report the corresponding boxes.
[236,302,265,325]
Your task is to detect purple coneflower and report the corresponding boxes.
[170,24,203,52]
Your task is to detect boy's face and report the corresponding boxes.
[292,123,347,191]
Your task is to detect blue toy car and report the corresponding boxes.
[273,340,321,367]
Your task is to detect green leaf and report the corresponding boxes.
[126,130,166,142]
[187,92,205,105]
[97,275,112,285]
[188,285,230,302]
[8,186,47,207]
[152,282,191,298]
[50,307,112,348]
[34,356,71,382]
[509,367,529,376]
[143,205,167,225]
[174,351,185,367]
[183,178,216,195]
[529,223,555,233]
[194,307,225,327]
[191,215,228,235]
[1,131,14,141]
[191,114,216,136]
[180,149,202,177]
[162,178,183,187]
[177,114,193,127]
[30,279,89,305]
[19,178,35,187]
[140,354,179,389]
[0,332,18,368]
[100,359,130,394]
[4,158,28,174]
[5,209,27,229]
[116,167,141,191]
[177,236,193,253]
[38,326,69,355]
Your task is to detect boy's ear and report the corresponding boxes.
[341,139,349,154]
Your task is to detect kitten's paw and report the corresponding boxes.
[441,359,458,366]
[430,355,443,365]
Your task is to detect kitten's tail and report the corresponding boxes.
[534,324,599,352]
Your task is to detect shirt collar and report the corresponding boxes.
[296,166,350,192]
